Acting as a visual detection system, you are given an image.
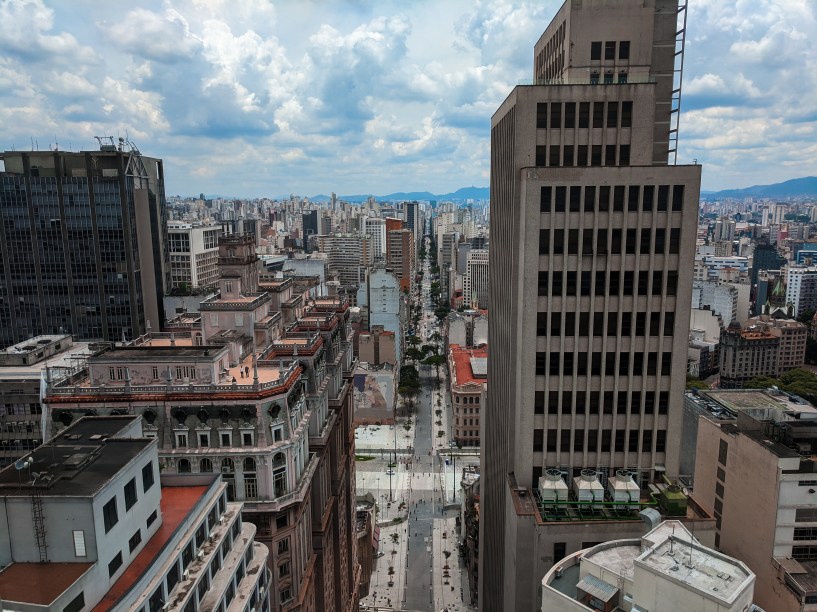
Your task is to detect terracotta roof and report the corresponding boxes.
[450,344,488,386]
[0,562,93,606]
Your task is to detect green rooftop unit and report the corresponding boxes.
[659,483,688,517]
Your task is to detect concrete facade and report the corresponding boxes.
[463,249,489,310]
[483,2,700,610]
[167,221,222,290]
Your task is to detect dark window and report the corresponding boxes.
[593,102,604,128]
[664,312,676,335]
[633,352,644,375]
[570,186,582,212]
[548,391,559,414]
[538,271,549,295]
[716,482,725,499]
[64,592,85,612]
[605,144,616,166]
[554,541,567,563]
[621,312,632,336]
[103,497,118,533]
[661,352,672,375]
[555,186,567,212]
[628,186,640,211]
[623,271,634,295]
[669,228,681,254]
[647,351,658,375]
[625,228,637,254]
[636,313,647,336]
[147,509,158,528]
[540,186,552,212]
[536,352,547,375]
[655,228,666,253]
[549,353,560,375]
[589,391,600,413]
[588,431,598,452]
[609,270,620,294]
[591,41,602,61]
[618,71,628,84]
[142,462,155,492]
[536,103,548,129]
[652,271,663,295]
[568,229,579,254]
[550,311,561,335]
[642,430,653,453]
[657,185,670,211]
[550,103,562,129]
[672,184,685,211]
[532,466,543,489]
[599,186,610,211]
[533,429,544,452]
[628,430,639,453]
[552,271,563,294]
[125,478,138,511]
[584,186,596,211]
[718,440,728,465]
[619,41,630,60]
[667,272,678,295]
[604,391,615,414]
[549,145,560,166]
[535,391,545,414]
[613,186,625,211]
[638,186,653,213]
[619,145,630,165]
[539,229,550,254]
[640,228,651,254]
[717,467,726,483]
[593,312,604,337]
[574,431,584,452]
[607,313,618,336]
[615,429,626,452]
[621,101,633,127]
[619,353,630,376]
[604,71,613,85]
[796,508,817,522]
[108,551,123,578]
[547,430,557,452]
[590,72,599,85]
[564,102,576,128]
[563,145,574,166]
[580,312,590,335]
[605,41,616,60]
[553,230,565,254]
[644,393,655,414]
[607,102,618,128]
[581,269,593,292]
[537,313,547,336]
[605,352,616,375]
[563,353,574,375]
[793,546,817,561]
[601,430,612,452]
[591,145,602,166]
[129,529,142,553]
[650,313,661,336]
[565,312,576,335]
[535,145,547,166]
[638,271,649,295]
[579,102,590,128]
[560,430,571,452]
[566,271,577,295]
[577,144,588,166]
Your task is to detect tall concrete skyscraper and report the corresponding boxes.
[481,1,700,610]
[0,147,169,345]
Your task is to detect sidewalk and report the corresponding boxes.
[362,519,410,609]
[432,514,474,612]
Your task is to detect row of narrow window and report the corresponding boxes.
[541,184,685,213]
[537,143,630,167]
[537,101,632,130]
[537,310,675,337]
[535,351,673,377]
[534,390,670,415]
[534,428,667,454]
[539,228,681,258]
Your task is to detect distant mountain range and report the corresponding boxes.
[702,177,817,199]
[310,186,489,203]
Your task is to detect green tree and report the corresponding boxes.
[423,354,446,384]
[744,375,780,389]
[405,347,426,364]
[798,309,816,326]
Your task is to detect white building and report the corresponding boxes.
[364,217,387,262]
[541,520,755,612]
[463,249,489,310]
[0,416,270,611]
[691,280,739,325]
[167,221,223,290]
[357,268,404,364]
[786,267,817,318]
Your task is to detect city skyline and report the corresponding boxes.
[1,0,816,196]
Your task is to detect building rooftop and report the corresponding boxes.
[450,344,489,387]
[0,338,97,379]
[687,388,817,421]
[0,416,152,497]
[0,562,94,606]
[94,483,212,611]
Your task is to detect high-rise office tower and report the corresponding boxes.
[0,147,169,345]
[302,209,319,253]
[482,2,700,610]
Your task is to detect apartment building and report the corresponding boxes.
[167,221,222,290]
[386,228,415,294]
[786,267,817,318]
[463,249,489,310]
[482,1,700,609]
[449,344,487,447]
[43,235,360,612]
[0,415,270,611]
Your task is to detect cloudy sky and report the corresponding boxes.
[1,0,816,197]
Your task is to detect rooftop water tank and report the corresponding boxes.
[538,469,568,503]
[607,469,640,510]
[573,469,604,506]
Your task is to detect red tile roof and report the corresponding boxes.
[0,561,93,606]
[94,485,209,611]
[449,343,488,386]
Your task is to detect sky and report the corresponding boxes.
[1,0,816,197]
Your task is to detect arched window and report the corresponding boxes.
[244,457,257,500]
[272,452,287,498]
[200,458,213,473]
[178,458,191,473]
